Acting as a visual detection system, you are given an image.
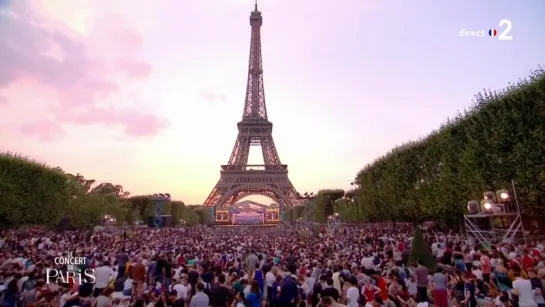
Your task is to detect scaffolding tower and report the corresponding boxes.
[464,212,523,248]
[465,181,526,248]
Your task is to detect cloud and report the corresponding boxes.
[0,0,169,140]
[0,95,6,105]
[61,106,170,137]
[20,119,63,141]
[116,59,153,79]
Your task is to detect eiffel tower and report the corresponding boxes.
[202,2,301,210]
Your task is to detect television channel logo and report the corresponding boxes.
[45,253,95,285]
[459,19,512,40]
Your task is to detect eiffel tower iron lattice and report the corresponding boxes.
[202,3,302,210]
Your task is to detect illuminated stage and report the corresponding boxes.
[215,201,281,225]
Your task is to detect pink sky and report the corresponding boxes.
[1,0,543,204]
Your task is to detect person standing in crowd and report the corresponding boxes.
[132,257,146,294]
[173,277,191,301]
[527,269,545,307]
[432,266,448,307]
[212,274,233,307]
[344,277,359,307]
[512,271,538,307]
[190,282,210,307]
[247,251,259,280]
[245,280,262,307]
[321,278,340,303]
[463,273,478,307]
[93,261,115,298]
[265,266,277,306]
[286,251,298,275]
[280,273,300,307]
[480,250,492,284]
[414,259,429,302]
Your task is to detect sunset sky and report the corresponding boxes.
[1,0,544,204]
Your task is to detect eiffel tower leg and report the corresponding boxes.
[227,136,251,166]
[202,181,226,206]
[261,135,281,165]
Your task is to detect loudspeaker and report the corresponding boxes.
[147,215,173,228]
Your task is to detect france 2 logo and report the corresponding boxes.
[489,19,513,40]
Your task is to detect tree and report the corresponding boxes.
[129,196,153,221]
[314,189,345,222]
[0,152,69,227]
[64,174,130,228]
[0,151,189,229]
[408,227,436,272]
[354,67,545,225]
[171,201,185,222]
[183,206,201,226]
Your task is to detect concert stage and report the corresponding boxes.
[214,200,281,226]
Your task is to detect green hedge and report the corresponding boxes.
[0,153,187,228]
[0,152,69,226]
[355,67,545,224]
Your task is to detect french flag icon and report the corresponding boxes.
[489,29,497,37]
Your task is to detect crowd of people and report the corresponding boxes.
[0,223,544,307]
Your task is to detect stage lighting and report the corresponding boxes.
[484,191,496,201]
[496,189,509,203]
[481,199,503,213]
[467,200,480,214]
[481,199,494,212]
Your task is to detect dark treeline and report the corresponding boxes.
[0,153,199,228]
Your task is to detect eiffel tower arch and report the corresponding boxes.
[203,3,302,212]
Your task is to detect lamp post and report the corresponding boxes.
[151,193,171,228]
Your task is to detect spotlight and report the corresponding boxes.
[467,200,480,214]
[481,199,494,212]
[484,191,496,201]
[481,199,503,213]
[496,189,509,203]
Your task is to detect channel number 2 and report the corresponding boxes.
[498,19,512,40]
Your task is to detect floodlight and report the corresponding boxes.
[484,191,496,201]
[496,189,510,203]
[467,200,480,214]
[481,199,494,212]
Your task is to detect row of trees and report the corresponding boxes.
[349,68,545,225]
[0,152,198,228]
[286,67,545,226]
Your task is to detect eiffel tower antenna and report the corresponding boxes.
[203,4,301,216]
